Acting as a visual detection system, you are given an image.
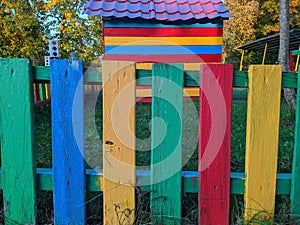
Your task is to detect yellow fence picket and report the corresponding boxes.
[102,61,136,225]
[244,65,282,221]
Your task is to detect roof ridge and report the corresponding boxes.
[84,0,231,21]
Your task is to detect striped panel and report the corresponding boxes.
[104,54,221,63]
[104,19,223,63]
[104,20,223,28]
[104,27,223,37]
[105,45,222,54]
[105,37,223,46]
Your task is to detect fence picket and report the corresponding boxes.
[150,64,184,225]
[51,60,86,224]
[291,67,300,220]
[244,65,282,221]
[102,61,136,225]
[198,64,233,225]
[0,58,37,224]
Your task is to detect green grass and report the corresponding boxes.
[33,88,296,224]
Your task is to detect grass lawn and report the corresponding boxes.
[33,88,296,224]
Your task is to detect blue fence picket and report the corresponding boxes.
[50,60,85,224]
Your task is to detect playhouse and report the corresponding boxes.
[84,0,231,63]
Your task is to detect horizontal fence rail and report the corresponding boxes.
[32,64,298,88]
[0,58,300,224]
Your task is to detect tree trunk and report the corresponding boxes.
[279,0,296,113]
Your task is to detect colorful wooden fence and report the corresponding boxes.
[0,58,300,224]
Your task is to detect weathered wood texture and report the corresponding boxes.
[102,61,136,225]
[198,64,233,225]
[244,65,282,221]
[51,60,86,224]
[0,58,37,224]
[291,67,300,220]
[150,64,184,225]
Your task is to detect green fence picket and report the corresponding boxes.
[0,58,37,224]
[150,64,184,225]
[291,67,300,221]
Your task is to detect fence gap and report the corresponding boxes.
[0,58,37,224]
[102,61,136,225]
[51,59,86,224]
[198,64,233,225]
[291,67,300,220]
[244,65,282,221]
[150,63,184,224]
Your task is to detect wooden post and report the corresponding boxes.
[198,64,233,225]
[150,64,184,224]
[51,60,86,224]
[45,83,51,99]
[40,83,46,100]
[102,61,136,225]
[244,65,282,221]
[291,66,300,220]
[0,58,37,224]
[262,43,268,65]
[35,83,41,101]
[239,50,245,71]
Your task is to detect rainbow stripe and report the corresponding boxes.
[103,19,223,63]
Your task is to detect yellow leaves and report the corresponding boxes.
[291,0,298,7]
[44,0,59,11]
[224,0,259,49]
[65,11,72,20]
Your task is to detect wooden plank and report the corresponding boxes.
[104,27,223,37]
[51,60,86,224]
[136,87,200,98]
[136,63,202,71]
[102,61,136,225]
[40,83,46,100]
[244,65,282,221]
[32,66,298,88]
[104,54,222,63]
[292,49,300,56]
[32,66,50,83]
[0,58,37,224]
[45,84,51,99]
[34,83,41,101]
[291,67,300,220]
[104,37,223,46]
[105,45,222,54]
[150,64,184,224]
[104,20,223,28]
[0,169,288,195]
[198,64,233,225]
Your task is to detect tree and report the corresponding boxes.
[223,0,259,66]
[43,0,102,63]
[279,0,296,113]
[0,0,47,60]
[224,0,300,68]
[0,0,102,63]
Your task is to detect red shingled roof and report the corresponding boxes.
[84,0,231,21]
